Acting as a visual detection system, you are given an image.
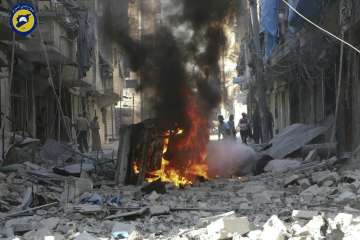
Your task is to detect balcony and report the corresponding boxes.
[17,19,76,64]
[62,65,92,88]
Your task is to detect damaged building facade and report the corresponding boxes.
[0,0,130,157]
[238,0,360,156]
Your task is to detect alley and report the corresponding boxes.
[1,0,360,239]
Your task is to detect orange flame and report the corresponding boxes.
[146,91,209,187]
[133,162,140,175]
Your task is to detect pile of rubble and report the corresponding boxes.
[1,123,359,240]
[1,146,360,240]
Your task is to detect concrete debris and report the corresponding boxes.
[304,149,320,163]
[207,216,250,239]
[2,138,360,240]
[260,215,288,240]
[111,222,136,239]
[264,159,302,173]
[150,205,170,216]
[74,232,98,240]
[292,210,319,220]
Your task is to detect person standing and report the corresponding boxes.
[252,107,262,144]
[90,116,102,152]
[36,107,47,144]
[228,114,237,139]
[218,115,231,140]
[238,113,250,144]
[75,113,89,153]
[267,110,274,139]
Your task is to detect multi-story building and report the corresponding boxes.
[0,0,127,157]
[239,0,360,155]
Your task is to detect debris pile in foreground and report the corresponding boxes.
[0,137,359,239]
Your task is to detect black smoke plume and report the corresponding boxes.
[103,0,235,130]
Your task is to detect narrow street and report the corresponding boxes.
[0,0,360,239]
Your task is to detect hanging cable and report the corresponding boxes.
[281,0,360,54]
[31,0,73,142]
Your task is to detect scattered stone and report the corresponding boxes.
[312,170,339,185]
[292,210,319,220]
[334,191,357,203]
[74,232,97,240]
[129,230,144,240]
[39,217,60,230]
[284,175,301,187]
[297,178,311,188]
[304,149,320,163]
[260,215,288,240]
[112,222,136,239]
[300,185,321,202]
[264,159,301,173]
[150,205,170,216]
[148,191,160,201]
[207,216,250,239]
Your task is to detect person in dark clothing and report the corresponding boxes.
[267,110,274,139]
[252,107,262,144]
[75,113,89,153]
[238,113,250,144]
[218,115,231,140]
[36,107,47,143]
[228,114,237,139]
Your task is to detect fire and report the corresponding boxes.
[133,162,140,175]
[146,91,209,187]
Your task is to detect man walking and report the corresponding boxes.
[76,113,89,153]
[228,114,237,139]
[90,116,102,152]
[238,113,250,144]
[218,115,231,140]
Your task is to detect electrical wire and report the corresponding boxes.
[31,0,73,142]
[281,0,360,54]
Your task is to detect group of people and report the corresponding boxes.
[218,111,274,144]
[218,113,251,144]
[37,112,102,153]
[75,114,102,153]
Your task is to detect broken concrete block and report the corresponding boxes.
[74,232,97,240]
[264,159,301,173]
[284,175,301,187]
[39,217,60,230]
[300,185,321,202]
[304,149,320,163]
[331,213,353,232]
[207,216,250,239]
[297,178,311,188]
[12,223,33,235]
[112,222,135,239]
[73,204,103,214]
[128,230,144,240]
[62,177,93,203]
[247,230,262,240]
[311,171,339,185]
[300,216,326,239]
[334,191,357,203]
[253,191,273,204]
[148,191,160,201]
[292,210,319,220]
[23,228,57,240]
[260,215,288,240]
[57,222,77,235]
[150,205,170,216]
[199,211,236,226]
